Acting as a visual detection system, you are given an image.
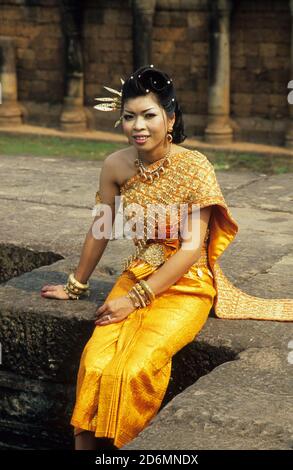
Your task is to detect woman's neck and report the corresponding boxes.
[136,143,173,165]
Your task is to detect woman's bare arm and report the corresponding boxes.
[145,206,212,296]
[74,156,121,284]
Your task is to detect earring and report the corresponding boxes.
[167,129,173,143]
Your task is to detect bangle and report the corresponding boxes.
[63,284,79,300]
[126,291,140,308]
[126,281,154,309]
[63,284,90,300]
[133,283,151,306]
[132,285,147,307]
[135,283,150,306]
[69,272,89,290]
[63,272,90,299]
[139,280,155,302]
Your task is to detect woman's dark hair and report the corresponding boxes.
[120,65,186,144]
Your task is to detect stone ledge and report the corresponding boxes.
[0,257,116,383]
[1,256,292,448]
[124,347,293,450]
[0,154,292,449]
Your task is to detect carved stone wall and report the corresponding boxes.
[0,0,290,144]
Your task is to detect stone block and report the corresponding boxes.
[35,6,60,24]
[192,42,208,56]
[169,12,188,27]
[259,43,277,57]
[97,24,115,39]
[269,94,287,107]
[154,11,172,26]
[0,370,74,449]
[153,27,188,42]
[115,25,132,39]
[187,27,208,42]
[187,11,207,29]
[17,47,35,61]
[124,347,293,450]
[232,93,252,106]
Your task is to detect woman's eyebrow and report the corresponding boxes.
[124,107,156,114]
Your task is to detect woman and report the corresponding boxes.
[41,65,293,450]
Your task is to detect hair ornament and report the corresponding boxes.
[94,77,124,128]
[93,66,175,129]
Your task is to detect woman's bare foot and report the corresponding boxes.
[75,431,118,450]
[75,430,97,450]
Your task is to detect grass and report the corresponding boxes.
[0,134,126,160]
[205,150,293,174]
[0,133,292,174]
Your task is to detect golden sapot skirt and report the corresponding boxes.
[70,259,216,449]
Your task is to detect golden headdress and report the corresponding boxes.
[94,78,124,128]
[93,64,171,129]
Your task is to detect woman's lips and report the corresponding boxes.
[133,136,149,144]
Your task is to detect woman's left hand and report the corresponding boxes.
[94,295,136,326]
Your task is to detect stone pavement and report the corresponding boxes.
[0,151,292,449]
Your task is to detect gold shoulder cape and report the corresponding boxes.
[95,149,293,322]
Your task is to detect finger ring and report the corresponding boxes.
[105,314,111,321]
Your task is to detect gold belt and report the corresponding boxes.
[122,227,211,273]
[125,240,209,271]
[137,243,166,267]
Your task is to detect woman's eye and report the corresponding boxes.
[123,114,155,120]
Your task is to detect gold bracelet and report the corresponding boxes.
[131,285,147,308]
[126,291,140,308]
[139,280,155,302]
[63,284,79,300]
[134,283,150,306]
[138,284,151,305]
[66,282,87,296]
[69,272,89,290]
[132,286,146,307]
[135,283,151,306]
[64,272,90,299]
[129,290,141,307]
[64,273,89,299]
[63,284,90,300]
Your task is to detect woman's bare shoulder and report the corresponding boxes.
[104,146,135,187]
[103,147,129,165]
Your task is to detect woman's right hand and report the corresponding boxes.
[41,284,70,300]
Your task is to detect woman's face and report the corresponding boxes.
[121,93,175,151]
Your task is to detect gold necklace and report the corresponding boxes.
[134,145,172,184]
[121,145,173,271]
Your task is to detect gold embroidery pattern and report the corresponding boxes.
[95,150,218,273]
[136,243,165,268]
[214,262,293,321]
[119,150,215,272]
[94,149,293,321]
[134,227,210,269]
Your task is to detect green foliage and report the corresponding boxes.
[0,133,292,174]
[0,134,126,160]
[205,150,293,174]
